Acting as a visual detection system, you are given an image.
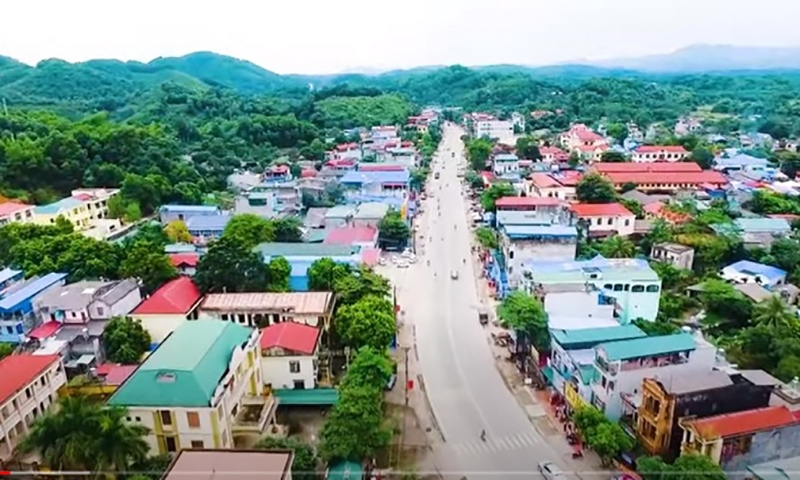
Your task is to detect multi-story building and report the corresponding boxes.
[161,449,294,480]
[0,202,35,226]
[559,124,607,152]
[591,332,717,420]
[527,172,582,201]
[0,273,67,344]
[186,215,233,245]
[523,256,662,322]
[34,189,119,230]
[108,321,274,455]
[631,146,690,162]
[0,354,67,461]
[248,182,302,215]
[330,143,362,162]
[650,243,695,270]
[198,292,335,331]
[591,162,728,193]
[571,203,636,237]
[539,146,568,163]
[474,119,514,141]
[339,171,410,199]
[260,322,321,390]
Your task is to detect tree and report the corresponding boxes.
[638,453,726,480]
[700,279,753,330]
[335,295,396,349]
[410,167,429,191]
[267,256,292,292]
[164,220,192,243]
[600,151,627,162]
[307,257,353,291]
[119,239,178,294]
[195,236,269,293]
[466,138,493,171]
[619,198,644,219]
[597,236,635,258]
[223,214,275,249]
[690,146,715,170]
[575,173,617,204]
[318,385,389,462]
[586,422,634,466]
[256,436,318,480]
[342,346,394,391]
[632,317,680,336]
[103,317,152,364]
[480,183,515,212]
[475,226,498,250]
[515,136,542,160]
[273,217,303,243]
[605,123,628,142]
[333,266,391,306]
[0,343,13,359]
[289,163,303,178]
[377,210,410,247]
[497,291,549,351]
[752,295,799,331]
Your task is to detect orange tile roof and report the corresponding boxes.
[602,171,728,186]
[644,202,691,224]
[592,162,702,173]
[0,354,60,404]
[529,173,563,189]
[686,406,796,439]
[571,202,633,217]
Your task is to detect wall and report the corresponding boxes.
[260,355,316,390]
[544,291,616,320]
[131,406,227,454]
[134,314,189,344]
[596,282,661,323]
[102,288,142,320]
[198,310,324,329]
[583,214,636,237]
[721,423,800,473]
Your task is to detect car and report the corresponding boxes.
[537,462,563,479]
[397,261,409,269]
[378,258,387,266]
[385,374,398,391]
[450,270,459,280]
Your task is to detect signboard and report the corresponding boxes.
[565,382,587,409]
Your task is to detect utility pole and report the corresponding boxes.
[399,345,411,468]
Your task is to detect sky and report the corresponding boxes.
[3,0,800,74]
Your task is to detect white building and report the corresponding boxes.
[0,202,36,226]
[0,354,67,461]
[719,260,787,288]
[259,322,321,390]
[493,154,520,176]
[571,203,636,237]
[130,277,203,344]
[475,119,514,140]
[631,146,690,163]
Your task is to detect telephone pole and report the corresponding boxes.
[399,345,411,468]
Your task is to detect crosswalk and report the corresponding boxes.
[447,431,543,457]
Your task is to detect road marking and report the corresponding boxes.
[507,434,523,448]
[495,437,510,449]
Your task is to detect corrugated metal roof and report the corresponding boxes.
[254,242,358,258]
[34,197,84,215]
[551,325,646,349]
[598,333,696,361]
[200,292,333,314]
[0,273,67,311]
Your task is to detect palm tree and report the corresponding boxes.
[94,406,150,474]
[752,295,799,331]
[599,236,635,258]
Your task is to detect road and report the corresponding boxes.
[390,124,576,479]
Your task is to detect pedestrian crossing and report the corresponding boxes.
[447,431,543,457]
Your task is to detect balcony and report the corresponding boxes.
[231,395,278,433]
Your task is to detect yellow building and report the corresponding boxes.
[33,189,118,230]
[107,321,276,455]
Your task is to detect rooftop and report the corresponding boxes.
[0,267,22,285]
[340,170,410,185]
[131,277,202,315]
[160,204,221,213]
[34,197,84,215]
[735,217,792,233]
[602,170,729,186]
[592,162,702,173]
[551,325,646,350]
[597,332,696,362]
[358,163,407,172]
[254,242,358,259]
[260,322,320,355]
[655,370,734,395]
[529,173,564,189]
[527,255,660,283]
[494,153,519,162]
[0,201,33,216]
[634,145,689,153]
[169,253,201,268]
[725,260,786,282]
[503,225,577,238]
[570,203,633,217]
[495,196,564,208]
[186,214,232,231]
[0,354,60,404]
[324,226,378,245]
[161,449,293,480]
[685,406,797,439]
[108,321,254,407]
[0,273,68,312]
[654,242,694,254]
[716,153,769,167]
[324,205,356,218]
[35,279,139,311]
[201,292,334,314]
[353,202,390,219]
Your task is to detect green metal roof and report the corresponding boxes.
[108,321,253,407]
[578,365,599,385]
[551,325,646,350]
[597,333,696,362]
[254,242,358,258]
[274,388,339,405]
[327,460,364,479]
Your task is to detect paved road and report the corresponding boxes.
[391,124,576,479]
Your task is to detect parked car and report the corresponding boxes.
[537,462,563,479]
[397,261,409,269]
[385,374,397,391]
[450,270,459,280]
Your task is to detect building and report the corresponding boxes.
[527,172,582,201]
[570,203,635,237]
[591,162,728,193]
[0,202,35,226]
[711,218,792,248]
[260,322,321,390]
[108,321,273,454]
[340,171,410,199]
[0,268,23,292]
[198,292,335,330]
[0,354,66,461]
[720,260,786,288]
[631,145,690,162]
[523,256,662,322]
[234,191,280,218]
[169,253,200,276]
[624,369,778,460]
[493,154,520,176]
[33,279,141,325]
[0,272,68,344]
[248,182,302,215]
[34,197,90,229]
[323,205,356,229]
[159,205,222,225]
[474,119,514,141]
[186,214,232,245]
[591,333,717,420]
[650,243,695,270]
[331,142,362,161]
[559,124,606,152]
[130,277,203,344]
[253,243,363,291]
[715,153,769,172]
[59,363,137,401]
[323,226,379,248]
[161,449,294,480]
[539,146,568,163]
[675,117,702,137]
[679,406,800,472]
[353,202,390,228]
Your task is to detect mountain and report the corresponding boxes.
[587,44,800,73]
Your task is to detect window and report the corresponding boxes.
[135,416,141,422]
[289,361,301,373]
[190,440,204,449]
[96,306,104,317]
[607,218,613,226]
[159,410,172,426]
[631,285,645,293]
[165,436,177,453]
[5,326,11,334]
[187,412,200,428]
[624,219,630,226]
[603,284,613,290]
[25,388,31,399]
[646,285,660,293]
[40,377,46,386]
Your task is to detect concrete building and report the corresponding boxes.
[527,172,581,201]
[353,202,390,228]
[559,124,607,152]
[108,321,273,455]
[570,203,636,237]
[0,272,68,344]
[161,449,294,480]
[475,119,514,141]
[493,154,520,176]
[0,354,67,461]
[259,322,321,390]
[159,205,222,225]
[0,202,35,226]
[340,171,410,199]
[253,243,363,291]
[323,205,356,229]
[34,279,141,325]
[130,277,203,344]
[720,260,787,288]
[591,162,728,193]
[34,189,119,231]
[186,215,232,245]
[198,292,335,330]
[631,145,690,162]
[650,243,695,270]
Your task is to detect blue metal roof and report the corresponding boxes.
[186,214,232,231]
[716,153,768,168]
[340,170,410,185]
[725,260,786,282]
[0,272,67,311]
[503,225,577,238]
[34,197,84,215]
[160,204,220,213]
[0,268,23,285]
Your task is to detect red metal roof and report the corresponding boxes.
[540,146,566,155]
[687,406,797,439]
[557,171,584,186]
[99,364,138,386]
[169,253,200,268]
[71,193,92,201]
[324,226,378,245]
[335,143,359,151]
[28,321,61,340]
[593,162,701,173]
[571,202,633,217]
[603,170,728,186]
[0,201,32,216]
[529,173,563,189]
[132,277,202,315]
[635,145,688,154]
[268,164,289,174]
[259,322,320,355]
[0,354,60,404]
[495,196,563,207]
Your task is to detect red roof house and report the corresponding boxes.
[592,162,702,173]
[324,226,378,246]
[28,321,62,340]
[682,406,797,441]
[132,277,202,316]
[571,203,634,218]
[260,322,321,355]
[0,354,61,405]
[0,201,33,218]
[169,253,200,268]
[495,196,564,210]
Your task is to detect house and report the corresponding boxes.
[34,279,141,325]
[198,292,335,330]
[591,332,717,420]
[323,226,379,248]
[720,260,786,288]
[715,153,769,172]
[322,159,357,177]
[623,369,779,460]
[108,321,273,455]
[630,146,690,162]
[474,118,514,141]
[263,164,290,181]
[353,202,390,228]
[59,363,137,401]
[493,154,520,176]
[253,243,362,291]
[0,268,23,292]
[159,205,222,225]
[0,354,66,461]
[331,143,362,161]
[234,191,280,218]
[675,117,702,137]
[169,253,200,276]
[260,322,321,390]
[0,202,35,226]
[523,256,662,322]
[570,203,635,237]
[577,144,609,161]
[161,449,294,480]
[248,181,302,214]
[643,202,691,225]
[358,163,407,172]
[324,205,356,229]
[527,173,579,201]
[34,197,90,229]
[712,218,791,248]
[650,243,695,270]
[0,272,68,344]
[536,285,621,330]
[186,214,232,245]
[340,171,410,198]
[559,124,606,152]
[591,162,728,193]
[539,146,568,163]
[679,406,800,472]
[548,325,647,413]
[130,277,203,344]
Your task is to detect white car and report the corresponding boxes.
[450,270,459,280]
[378,258,387,266]
[537,462,563,479]
[397,261,410,269]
